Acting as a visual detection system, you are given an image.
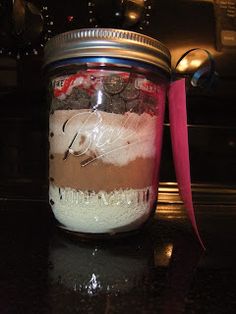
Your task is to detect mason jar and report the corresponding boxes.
[44,28,171,237]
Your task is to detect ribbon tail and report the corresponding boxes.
[168,78,205,250]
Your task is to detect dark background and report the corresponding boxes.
[1,3,236,313]
[0,0,236,201]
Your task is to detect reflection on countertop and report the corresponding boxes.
[0,200,236,314]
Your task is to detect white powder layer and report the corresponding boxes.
[49,184,155,234]
[49,110,158,166]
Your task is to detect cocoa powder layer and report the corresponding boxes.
[50,153,157,192]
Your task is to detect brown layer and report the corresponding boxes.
[50,154,157,193]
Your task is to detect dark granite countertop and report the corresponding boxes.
[0,200,236,314]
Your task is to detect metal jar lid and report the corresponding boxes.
[44,28,171,75]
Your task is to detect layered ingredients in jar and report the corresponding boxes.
[49,70,163,234]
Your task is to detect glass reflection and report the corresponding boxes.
[49,232,154,295]
[154,243,173,267]
[48,226,203,313]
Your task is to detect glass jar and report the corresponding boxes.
[44,28,171,237]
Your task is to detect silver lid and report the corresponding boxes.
[44,28,171,75]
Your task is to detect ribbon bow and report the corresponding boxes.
[168,48,218,250]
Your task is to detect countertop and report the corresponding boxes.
[0,200,236,314]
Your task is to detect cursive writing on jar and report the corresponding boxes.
[62,110,141,165]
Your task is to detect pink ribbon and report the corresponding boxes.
[168,78,205,250]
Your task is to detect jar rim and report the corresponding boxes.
[44,28,171,76]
